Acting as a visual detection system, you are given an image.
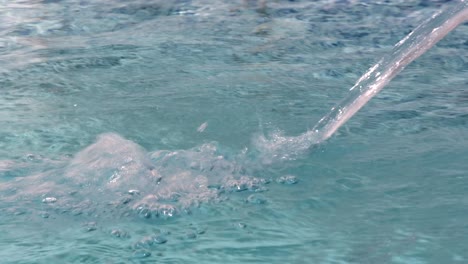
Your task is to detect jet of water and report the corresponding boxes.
[257,0,468,162]
[313,0,468,142]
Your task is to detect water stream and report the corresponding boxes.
[257,0,468,161]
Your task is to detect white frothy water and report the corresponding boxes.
[255,130,320,164]
[257,0,468,161]
[0,133,269,219]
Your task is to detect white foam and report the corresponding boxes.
[0,133,269,219]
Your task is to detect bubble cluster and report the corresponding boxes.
[254,130,321,163]
[0,133,273,221]
[276,175,298,185]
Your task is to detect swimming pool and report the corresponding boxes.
[1,0,467,263]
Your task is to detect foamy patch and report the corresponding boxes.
[0,133,270,219]
[254,130,321,164]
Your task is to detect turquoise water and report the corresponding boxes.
[1,0,467,263]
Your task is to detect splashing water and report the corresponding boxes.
[257,0,468,161]
[0,133,270,220]
[0,1,467,262]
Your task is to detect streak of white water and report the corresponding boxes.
[256,0,468,161]
[313,0,468,142]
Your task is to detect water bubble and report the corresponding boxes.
[231,183,248,192]
[82,222,97,232]
[134,235,167,249]
[195,227,206,235]
[276,175,298,185]
[134,237,154,249]
[157,204,178,218]
[42,197,57,203]
[150,169,162,184]
[108,171,121,184]
[157,192,181,202]
[189,161,199,170]
[151,235,167,244]
[39,212,50,218]
[160,230,171,236]
[128,189,140,195]
[224,176,268,192]
[132,250,151,259]
[71,208,83,216]
[185,231,197,239]
[254,186,269,192]
[237,222,247,229]
[119,197,132,205]
[135,205,152,219]
[110,229,130,239]
[246,194,267,204]
[13,209,27,216]
[26,154,37,161]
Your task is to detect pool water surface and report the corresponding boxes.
[0,0,467,263]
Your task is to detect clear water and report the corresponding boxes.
[0,0,467,263]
